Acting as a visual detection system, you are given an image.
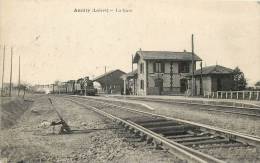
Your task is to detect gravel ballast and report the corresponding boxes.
[0,95,181,162]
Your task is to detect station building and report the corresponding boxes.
[132,50,202,95]
[93,69,126,94]
[186,65,234,95]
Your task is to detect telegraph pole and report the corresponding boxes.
[200,61,203,95]
[132,54,135,95]
[105,66,107,93]
[132,54,134,72]
[1,46,6,96]
[9,47,13,97]
[18,56,21,96]
[191,34,195,96]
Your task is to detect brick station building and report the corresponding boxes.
[132,50,202,95]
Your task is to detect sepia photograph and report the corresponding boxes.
[0,0,260,162]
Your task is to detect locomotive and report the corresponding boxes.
[74,77,97,96]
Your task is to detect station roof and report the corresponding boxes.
[125,69,138,77]
[93,69,126,82]
[121,69,138,79]
[189,65,234,76]
[133,51,202,63]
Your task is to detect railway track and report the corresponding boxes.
[110,96,260,118]
[64,96,260,163]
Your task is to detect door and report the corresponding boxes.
[180,78,188,93]
[217,78,222,91]
[154,78,163,95]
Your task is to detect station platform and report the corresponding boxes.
[105,95,260,108]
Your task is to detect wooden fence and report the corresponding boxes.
[204,91,260,101]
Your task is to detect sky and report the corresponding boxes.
[0,0,260,86]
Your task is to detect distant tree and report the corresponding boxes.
[255,81,260,87]
[233,67,247,91]
[246,87,254,90]
[255,81,260,90]
[67,80,76,92]
[18,82,30,90]
[18,82,30,97]
[67,80,75,84]
[54,80,61,86]
[53,80,62,94]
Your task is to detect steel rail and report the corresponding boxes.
[67,97,225,163]
[114,96,260,109]
[72,96,260,148]
[63,96,260,118]
[98,99,260,147]
[69,95,260,117]
[112,96,260,117]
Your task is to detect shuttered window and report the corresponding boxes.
[153,62,165,73]
[178,62,190,73]
[161,62,165,73]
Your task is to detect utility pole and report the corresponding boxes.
[105,66,107,94]
[18,56,21,96]
[132,54,135,95]
[200,61,203,95]
[9,47,13,97]
[191,34,195,96]
[132,54,134,72]
[1,45,5,96]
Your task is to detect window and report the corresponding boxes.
[153,62,165,73]
[140,63,144,74]
[155,63,161,72]
[140,80,144,90]
[178,62,190,73]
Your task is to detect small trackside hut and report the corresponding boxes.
[132,50,202,95]
[186,65,234,96]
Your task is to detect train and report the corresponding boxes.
[74,77,97,96]
[52,77,97,96]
